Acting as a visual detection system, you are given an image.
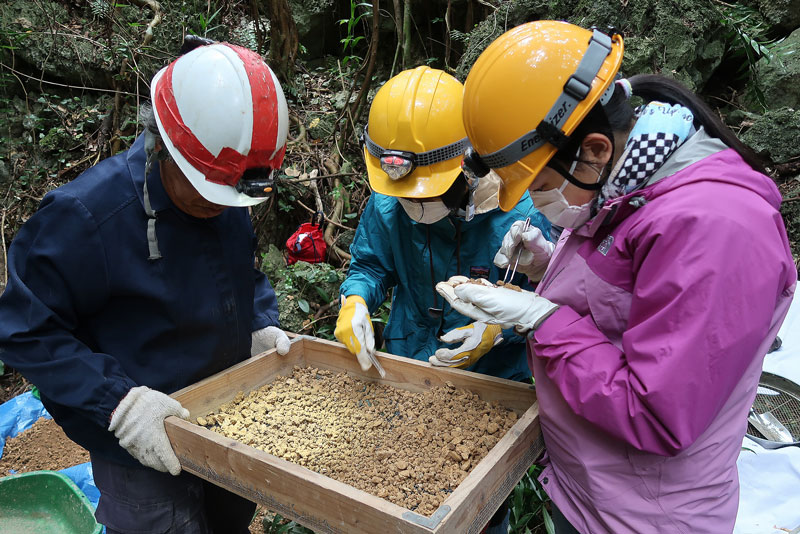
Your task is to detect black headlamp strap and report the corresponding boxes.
[480,29,615,170]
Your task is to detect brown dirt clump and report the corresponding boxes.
[465,277,523,292]
[496,280,522,291]
[199,366,518,517]
[0,417,90,476]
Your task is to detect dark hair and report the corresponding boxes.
[139,102,173,163]
[440,172,468,211]
[627,74,765,173]
[551,81,634,168]
[553,74,765,174]
[139,102,161,137]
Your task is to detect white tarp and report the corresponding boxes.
[735,292,800,534]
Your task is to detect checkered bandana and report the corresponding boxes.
[598,102,694,206]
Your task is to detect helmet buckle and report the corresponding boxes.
[380,150,415,180]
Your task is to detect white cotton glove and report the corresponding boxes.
[494,220,555,282]
[429,321,503,368]
[436,275,559,333]
[108,386,190,476]
[334,295,375,371]
[251,326,291,356]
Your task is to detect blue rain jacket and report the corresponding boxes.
[0,134,279,466]
[340,192,550,380]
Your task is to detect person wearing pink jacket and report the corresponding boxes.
[437,21,797,534]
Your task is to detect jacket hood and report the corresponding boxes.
[645,128,781,209]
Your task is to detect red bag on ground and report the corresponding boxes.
[286,217,326,265]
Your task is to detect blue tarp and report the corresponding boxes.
[0,390,100,509]
[0,390,50,457]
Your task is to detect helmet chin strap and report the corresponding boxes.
[142,129,163,260]
[547,159,605,191]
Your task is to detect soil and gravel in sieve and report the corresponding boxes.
[1,366,517,529]
[199,365,518,517]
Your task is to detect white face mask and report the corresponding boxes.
[398,198,451,224]
[529,188,594,228]
[530,152,600,228]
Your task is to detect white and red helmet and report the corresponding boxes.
[150,42,288,206]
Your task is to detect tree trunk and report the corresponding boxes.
[348,0,380,129]
[402,0,412,70]
[391,0,403,77]
[265,0,298,82]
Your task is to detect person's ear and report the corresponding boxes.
[580,133,614,169]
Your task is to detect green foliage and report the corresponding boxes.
[0,89,111,196]
[88,0,112,19]
[509,465,554,534]
[262,512,315,534]
[716,3,784,108]
[194,4,224,37]
[337,0,372,67]
[261,245,346,339]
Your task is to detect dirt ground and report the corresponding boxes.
[0,411,275,533]
[0,368,29,406]
[0,416,89,476]
[202,366,518,517]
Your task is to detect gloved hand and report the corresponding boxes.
[494,220,555,282]
[334,295,375,371]
[251,326,291,356]
[436,276,559,333]
[429,321,503,368]
[108,386,190,476]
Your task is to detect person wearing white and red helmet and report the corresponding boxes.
[0,40,291,533]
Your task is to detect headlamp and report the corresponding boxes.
[236,168,275,198]
[362,126,470,181]
[379,150,416,180]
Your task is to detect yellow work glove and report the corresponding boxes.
[334,295,375,371]
[428,321,503,368]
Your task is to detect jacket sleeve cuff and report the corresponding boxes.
[98,379,138,427]
[531,306,581,346]
[252,309,280,331]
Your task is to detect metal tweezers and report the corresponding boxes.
[502,217,531,285]
[367,350,386,378]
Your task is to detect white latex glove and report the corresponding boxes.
[334,295,375,371]
[108,386,190,476]
[429,321,503,368]
[436,275,559,333]
[494,220,555,282]
[251,326,291,356]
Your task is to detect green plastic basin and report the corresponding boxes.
[0,470,102,534]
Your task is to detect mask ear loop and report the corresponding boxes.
[558,147,582,192]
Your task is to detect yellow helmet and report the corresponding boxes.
[363,66,469,198]
[463,21,624,211]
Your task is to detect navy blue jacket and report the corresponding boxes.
[0,134,279,465]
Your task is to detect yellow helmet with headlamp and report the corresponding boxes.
[363,66,469,199]
[461,21,624,211]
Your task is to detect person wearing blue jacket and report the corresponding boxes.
[0,42,291,534]
[334,66,550,534]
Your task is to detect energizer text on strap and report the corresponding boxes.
[480,29,615,169]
